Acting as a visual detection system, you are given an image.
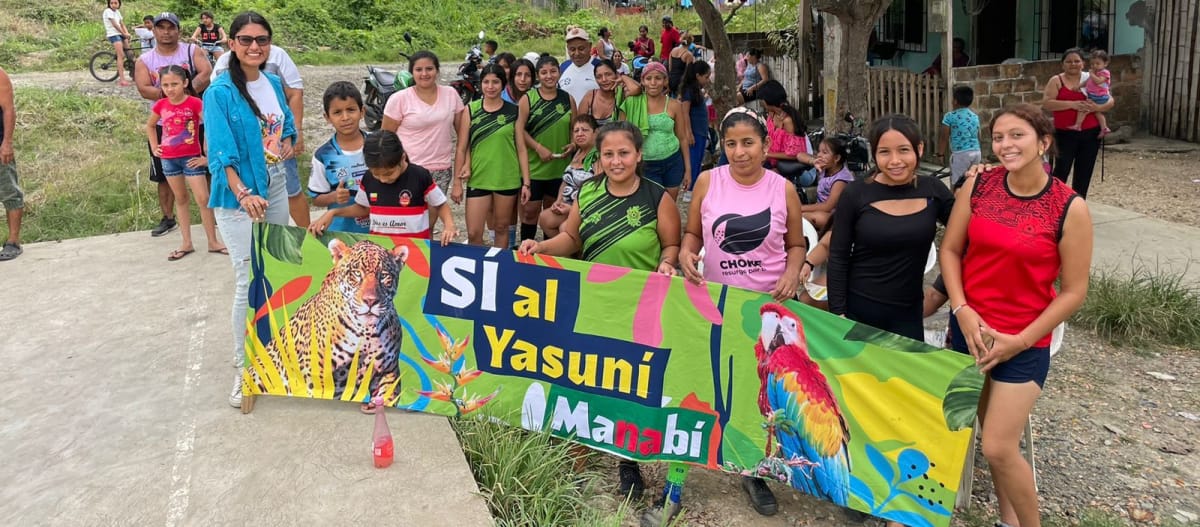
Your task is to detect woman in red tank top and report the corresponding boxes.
[940,104,1093,527]
[1041,47,1114,199]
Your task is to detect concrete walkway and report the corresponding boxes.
[1090,202,1200,286]
[0,229,492,525]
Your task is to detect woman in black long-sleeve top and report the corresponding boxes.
[827,115,954,341]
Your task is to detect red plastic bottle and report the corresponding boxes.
[372,397,394,468]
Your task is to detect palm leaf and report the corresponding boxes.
[263,223,306,265]
[941,365,984,431]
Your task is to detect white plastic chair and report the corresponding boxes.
[953,323,1064,509]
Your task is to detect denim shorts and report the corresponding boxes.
[283,157,301,197]
[1087,93,1111,105]
[160,156,207,177]
[643,149,685,188]
[107,35,124,44]
[948,314,1052,388]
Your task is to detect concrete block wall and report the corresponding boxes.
[952,54,1142,154]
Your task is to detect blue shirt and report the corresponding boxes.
[942,107,981,153]
[204,72,296,209]
[309,132,370,234]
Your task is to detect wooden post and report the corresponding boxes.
[944,0,955,113]
[797,0,812,119]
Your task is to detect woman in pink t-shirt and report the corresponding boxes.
[678,107,806,516]
[382,50,466,194]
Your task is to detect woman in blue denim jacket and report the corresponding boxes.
[203,11,296,410]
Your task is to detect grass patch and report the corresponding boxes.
[3,0,800,73]
[1073,263,1200,348]
[8,87,163,243]
[453,414,636,526]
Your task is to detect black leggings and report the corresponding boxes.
[846,292,924,342]
[1052,127,1101,198]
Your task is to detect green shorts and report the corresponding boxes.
[0,161,23,210]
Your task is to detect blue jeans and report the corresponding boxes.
[687,131,707,191]
[214,162,290,365]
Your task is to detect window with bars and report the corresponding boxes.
[1035,0,1115,59]
[875,0,927,53]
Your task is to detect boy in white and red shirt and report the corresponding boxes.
[308,130,457,244]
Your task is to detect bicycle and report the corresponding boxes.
[89,37,149,83]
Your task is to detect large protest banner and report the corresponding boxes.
[243,224,982,527]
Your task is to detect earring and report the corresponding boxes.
[1038,147,1045,157]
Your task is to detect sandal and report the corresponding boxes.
[360,402,377,414]
[0,242,22,261]
[208,247,229,255]
[167,249,195,261]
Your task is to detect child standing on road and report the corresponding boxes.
[146,65,224,260]
[1073,50,1112,136]
[938,85,982,188]
[308,129,457,244]
[308,81,369,234]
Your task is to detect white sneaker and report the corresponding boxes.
[229,375,244,408]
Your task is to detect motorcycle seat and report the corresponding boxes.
[371,69,396,87]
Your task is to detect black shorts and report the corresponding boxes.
[528,179,562,202]
[466,187,520,198]
[948,313,1052,388]
[148,123,208,183]
[147,124,166,183]
[739,88,758,102]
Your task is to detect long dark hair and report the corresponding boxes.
[509,58,535,98]
[677,60,710,101]
[757,80,805,136]
[866,114,923,184]
[227,12,272,120]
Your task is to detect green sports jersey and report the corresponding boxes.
[577,176,666,271]
[468,99,521,191]
[525,89,572,181]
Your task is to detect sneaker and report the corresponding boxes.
[229,375,244,408]
[0,242,22,261]
[741,475,778,516]
[618,461,646,501]
[639,500,682,527]
[151,216,178,237]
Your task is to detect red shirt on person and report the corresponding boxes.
[962,167,1079,347]
[152,96,203,159]
[1051,74,1100,130]
[660,27,680,61]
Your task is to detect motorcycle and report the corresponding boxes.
[363,32,416,131]
[807,112,872,178]
[451,31,486,105]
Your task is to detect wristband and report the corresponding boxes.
[802,260,814,270]
[951,303,969,315]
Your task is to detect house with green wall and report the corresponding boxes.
[871,0,1146,72]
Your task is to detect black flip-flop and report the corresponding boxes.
[208,247,229,255]
[168,249,195,261]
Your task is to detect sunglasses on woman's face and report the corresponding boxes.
[235,35,271,47]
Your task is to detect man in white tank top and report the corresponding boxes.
[133,12,213,237]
